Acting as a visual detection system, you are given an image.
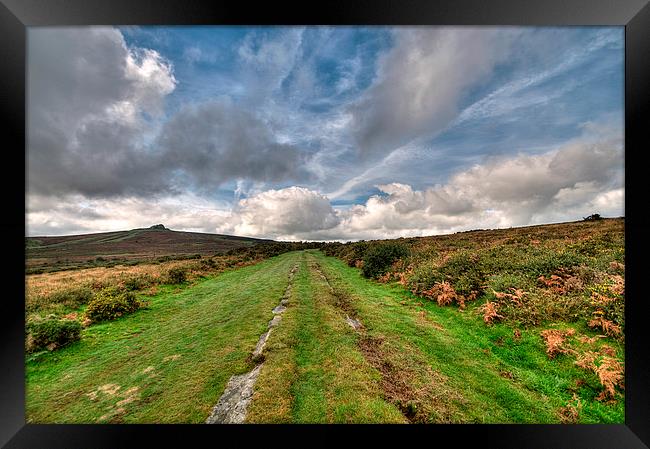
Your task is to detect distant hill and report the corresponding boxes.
[26,226,272,271]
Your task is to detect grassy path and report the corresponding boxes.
[26,252,298,423]
[246,252,404,423]
[247,251,559,423]
[27,250,623,423]
[248,251,621,423]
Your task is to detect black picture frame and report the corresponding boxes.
[1,0,648,447]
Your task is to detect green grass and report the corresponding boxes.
[246,252,404,423]
[27,248,623,423]
[310,251,624,423]
[26,252,299,423]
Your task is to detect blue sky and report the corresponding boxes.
[27,26,624,239]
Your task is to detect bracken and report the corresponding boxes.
[540,328,575,358]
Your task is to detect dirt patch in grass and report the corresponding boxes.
[312,258,464,423]
[310,261,361,321]
[357,335,464,423]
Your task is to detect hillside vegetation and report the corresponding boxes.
[26,225,271,273]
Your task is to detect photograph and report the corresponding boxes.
[22,24,628,425]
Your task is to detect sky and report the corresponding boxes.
[27,26,624,240]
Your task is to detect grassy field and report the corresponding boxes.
[26,253,298,423]
[26,219,624,423]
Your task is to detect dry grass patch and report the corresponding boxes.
[588,316,622,338]
[575,349,624,401]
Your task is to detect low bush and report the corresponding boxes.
[85,287,141,322]
[492,290,592,327]
[342,241,370,267]
[28,286,94,313]
[122,274,156,291]
[520,251,584,277]
[166,267,188,284]
[407,263,446,295]
[26,316,81,352]
[362,242,409,279]
[438,250,488,295]
[200,258,217,269]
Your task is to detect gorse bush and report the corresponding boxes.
[166,267,188,284]
[85,287,141,322]
[26,316,81,352]
[362,242,409,279]
[407,263,446,295]
[438,250,488,295]
[46,286,93,309]
[346,242,370,267]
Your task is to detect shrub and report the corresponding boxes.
[26,316,82,352]
[362,242,409,279]
[200,258,217,269]
[122,274,156,291]
[166,267,188,284]
[37,286,93,311]
[343,241,370,267]
[494,290,591,327]
[439,250,488,295]
[85,287,141,322]
[406,263,445,295]
[519,251,584,277]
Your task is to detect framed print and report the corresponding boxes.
[1,0,649,447]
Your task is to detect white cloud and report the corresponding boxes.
[453,29,622,127]
[124,47,177,117]
[27,193,231,236]
[237,28,305,95]
[27,129,623,240]
[215,187,340,240]
[214,131,624,241]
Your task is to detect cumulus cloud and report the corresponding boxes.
[27,193,231,236]
[215,187,340,239]
[28,27,177,197]
[349,27,516,159]
[28,27,311,199]
[332,134,623,239]
[26,27,623,239]
[207,131,623,241]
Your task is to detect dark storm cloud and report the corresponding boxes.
[28,27,176,197]
[28,27,309,200]
[155,100,312,190]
